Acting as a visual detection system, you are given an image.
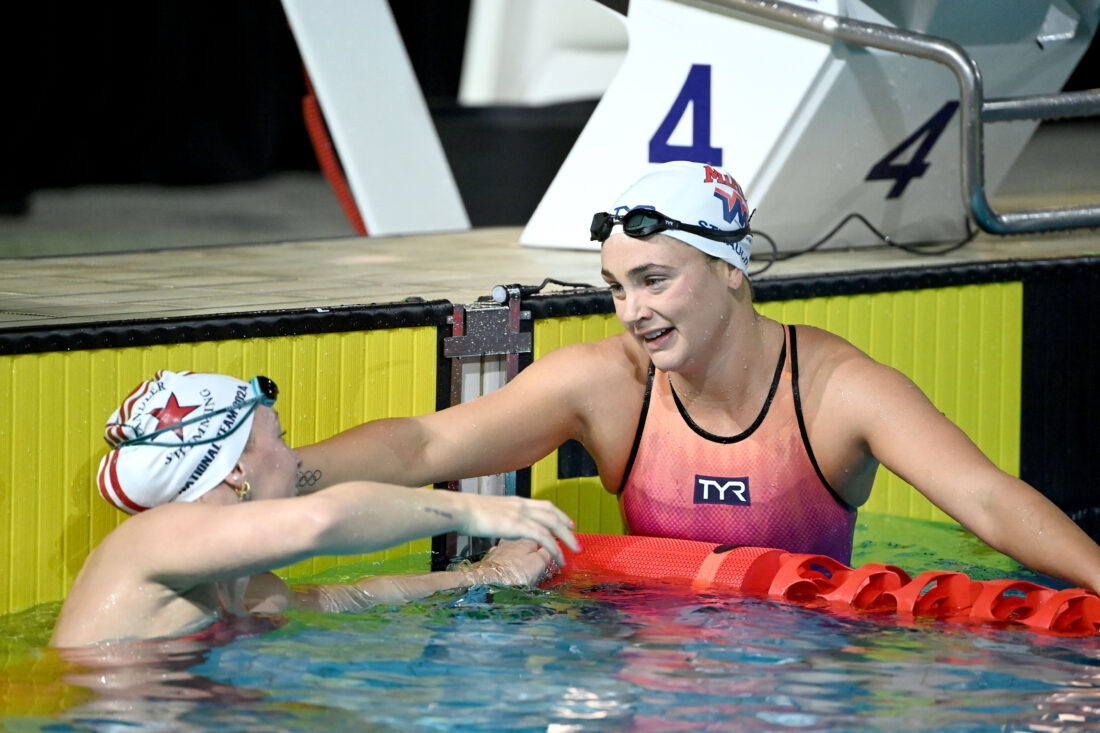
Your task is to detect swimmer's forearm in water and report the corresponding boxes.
[288,540,555,612]
[290,572,474,611]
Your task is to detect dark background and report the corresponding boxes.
[3,0,577,225]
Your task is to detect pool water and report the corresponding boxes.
[3,514,1100,732]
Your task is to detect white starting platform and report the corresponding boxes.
[283,0,1100,252]
[522,0,1100,251]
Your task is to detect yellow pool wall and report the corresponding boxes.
[0,281,1023,614]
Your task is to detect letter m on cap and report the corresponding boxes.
[706,172,747,226]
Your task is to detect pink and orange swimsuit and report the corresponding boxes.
[619,325,857,564]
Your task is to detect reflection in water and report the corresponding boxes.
[204,585,1100,731]
[4,569,1100,730]
[0,605,291,730]
[589,582,1100,732]
[58,647,263,731]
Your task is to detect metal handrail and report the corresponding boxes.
[678,0,1100,235]
[983,89,1100,123]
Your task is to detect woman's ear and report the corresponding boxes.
[727,264,745,291]
[225,460,248,490]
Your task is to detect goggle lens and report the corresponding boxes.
[251,376,278,406]
[590,212,614,241]
[622,209,663,237]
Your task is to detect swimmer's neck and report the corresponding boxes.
[667,312,780,406]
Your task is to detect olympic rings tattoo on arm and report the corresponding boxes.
[296,469,323,490]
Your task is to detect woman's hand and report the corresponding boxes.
[467,539,558,587]
[453,494,579,565]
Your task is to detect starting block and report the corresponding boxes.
[521,0,1099,252]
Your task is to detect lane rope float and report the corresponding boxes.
[546,533,1100,636]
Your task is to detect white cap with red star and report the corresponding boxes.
[96,370,258,514]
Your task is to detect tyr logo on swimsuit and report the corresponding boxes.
[694,475,750,506]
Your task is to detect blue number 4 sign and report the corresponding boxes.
[866,101,959,198]
[649,64,724,166]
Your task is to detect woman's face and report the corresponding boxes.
[601,233,739,373]
[240,405,301,501]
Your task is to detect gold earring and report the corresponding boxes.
[235,481,251,501]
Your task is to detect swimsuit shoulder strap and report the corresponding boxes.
[617,362,656,494]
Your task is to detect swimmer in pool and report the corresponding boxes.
[50,370,578,648]
[293,161,1100,593]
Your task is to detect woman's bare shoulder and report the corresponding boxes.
[791,324,876,372]
[792,322,926,421]
[530,332,648,388]
[536,333,650,483]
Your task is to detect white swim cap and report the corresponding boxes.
[601,161,753,273]
[96,370,268,514]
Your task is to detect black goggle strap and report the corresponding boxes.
[115,376,278,449]
[590,209,751,243]
[666,220,752,243]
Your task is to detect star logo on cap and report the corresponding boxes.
[149,393,200,440]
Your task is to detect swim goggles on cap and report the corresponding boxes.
[117,376,279,448]
[590,208,751,244]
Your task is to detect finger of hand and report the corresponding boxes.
[551,523,580,553]
[512,505,576,563]
[522,523,565,566]
[464,497,576,563]
[525,500,579,553]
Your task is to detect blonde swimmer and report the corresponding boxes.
[52,370,578,648]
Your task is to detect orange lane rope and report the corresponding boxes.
[548,533,1100,636]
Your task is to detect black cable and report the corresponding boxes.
[482,277,598,303]
[747,230,780,277]
[491,214,976,294]
[887,223,979,256]
[532,277,597,292]
[749,212,978,277]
